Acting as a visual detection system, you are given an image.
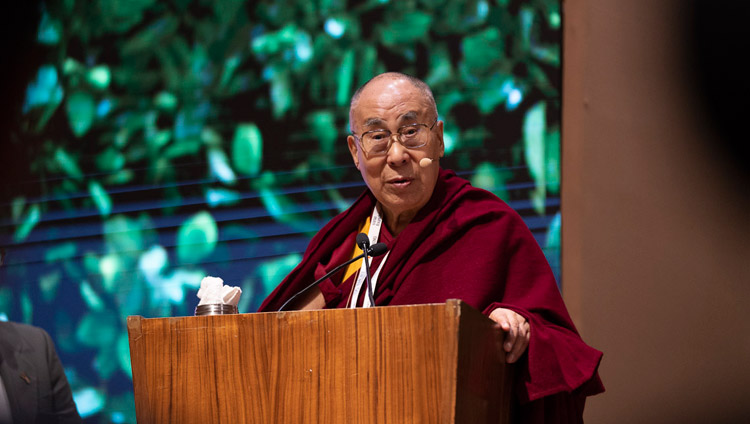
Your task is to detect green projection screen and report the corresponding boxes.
[0,0,561,421]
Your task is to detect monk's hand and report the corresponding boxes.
[489,308,530,364]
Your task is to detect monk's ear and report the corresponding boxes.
[436,120,445,158]
[347,135,360,168]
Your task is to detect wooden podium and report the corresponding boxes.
[127,300,513,423]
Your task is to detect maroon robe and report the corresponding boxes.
[259,168,604,423]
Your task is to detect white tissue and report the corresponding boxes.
[197,276,242,306]
[221,285,242,306]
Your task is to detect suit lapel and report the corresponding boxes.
[0,324,37,424]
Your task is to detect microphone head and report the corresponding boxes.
[356,232,370,250]
[368,242,388,257]
[419,157,433,168]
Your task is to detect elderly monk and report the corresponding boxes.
[259,72,603,422]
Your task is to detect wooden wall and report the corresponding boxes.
[561,1,750,422]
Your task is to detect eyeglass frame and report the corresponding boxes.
[350,118,439,158]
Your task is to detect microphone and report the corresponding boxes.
[419,157,434,168]
[278,234,387,311]
[368,242,387,256]
[355,233,370,251]
[356,233,376,307]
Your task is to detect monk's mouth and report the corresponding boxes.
[387,178,413,187]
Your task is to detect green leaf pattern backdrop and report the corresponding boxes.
[0,0,561,422]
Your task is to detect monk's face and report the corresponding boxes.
[347,77,444,225]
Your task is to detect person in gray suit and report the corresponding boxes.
[0,321,81,424]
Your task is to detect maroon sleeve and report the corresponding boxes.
[478,208,604,405]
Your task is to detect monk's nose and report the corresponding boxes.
[387,136,409,167]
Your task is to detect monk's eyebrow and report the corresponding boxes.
[362,117,386,128]
[398,111,419,123]
[361,111,420,129]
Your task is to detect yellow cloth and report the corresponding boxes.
[341,215,371,282]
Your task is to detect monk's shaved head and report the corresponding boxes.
[349,72,438,133]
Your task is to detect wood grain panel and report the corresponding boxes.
[127,300,510,423]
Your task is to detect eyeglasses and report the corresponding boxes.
[352,118,438,157]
